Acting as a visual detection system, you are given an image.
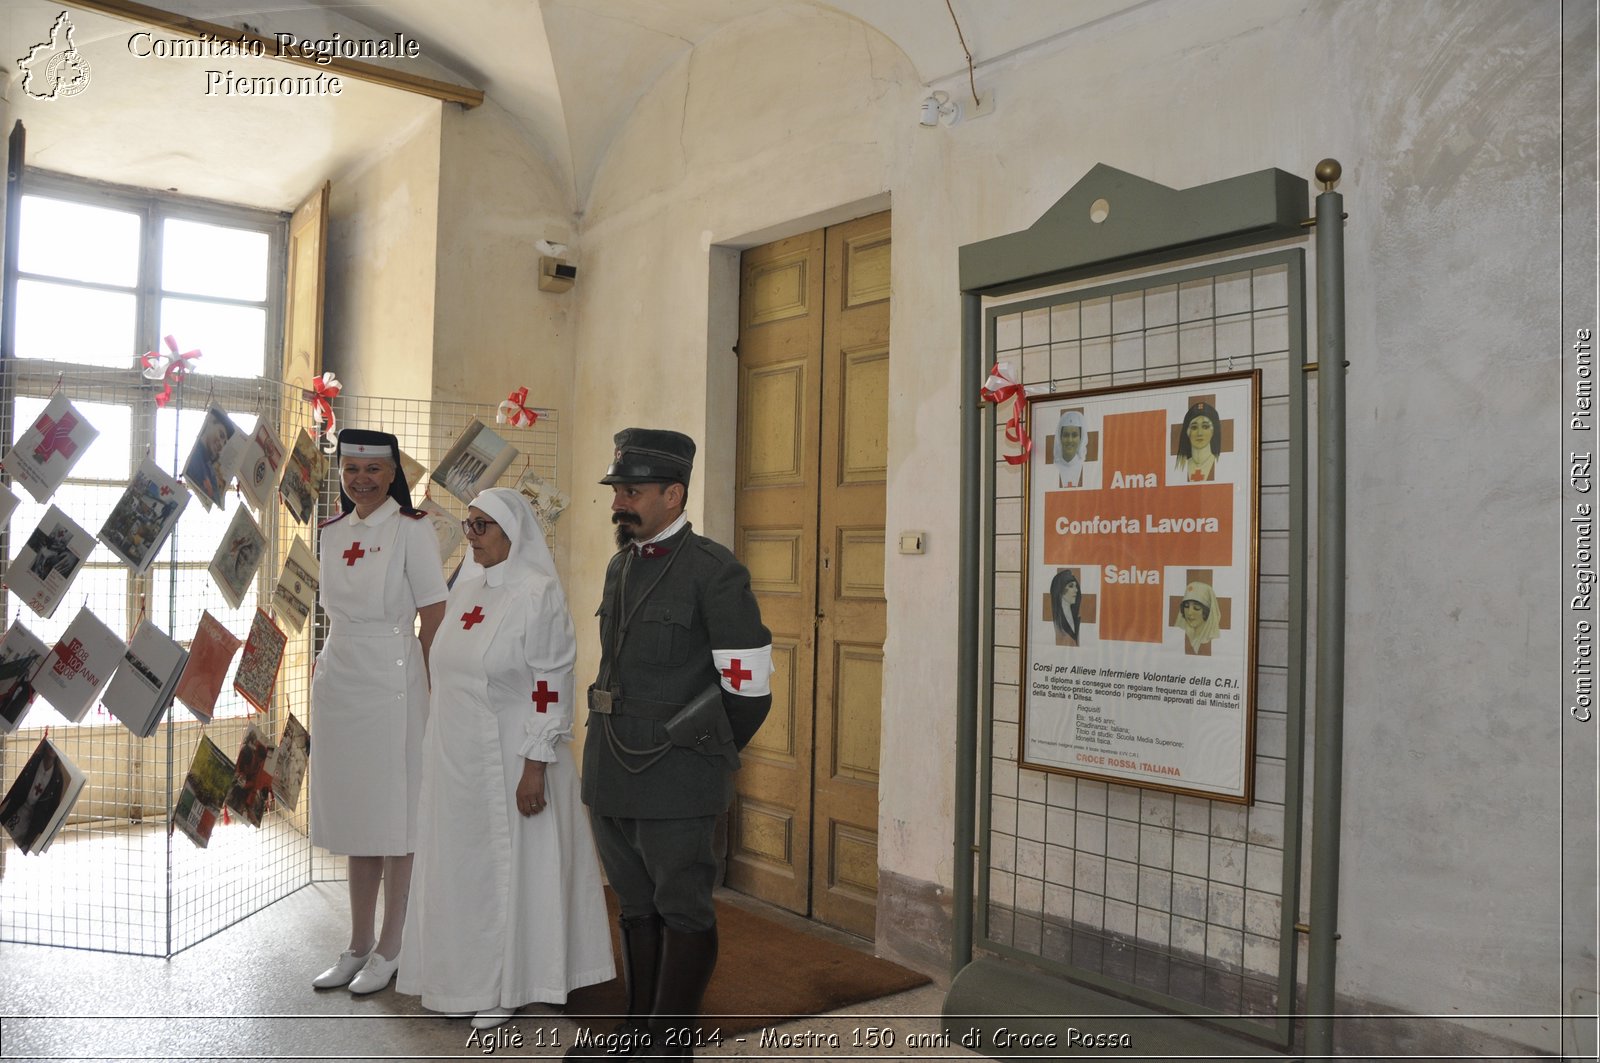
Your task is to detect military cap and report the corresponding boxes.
[600,428,696,486]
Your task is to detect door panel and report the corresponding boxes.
[730,212,889,938]
[727,231,824,915]
[810,213,889,937]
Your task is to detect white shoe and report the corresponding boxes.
[471,1006,516,1030]
[311,949,371,989]
[348,951,400,995]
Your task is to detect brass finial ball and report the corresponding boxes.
[1315,158,1342,186]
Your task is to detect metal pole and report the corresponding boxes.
[952,291,982,974]
[1305,158,1347,1057]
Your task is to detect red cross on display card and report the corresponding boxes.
[1021,370,1260,803]
[97,456,191,575]
[4,394,101,503]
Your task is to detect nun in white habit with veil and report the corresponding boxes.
[398,487,613,1029]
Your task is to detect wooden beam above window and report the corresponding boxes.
[71,0,485,108]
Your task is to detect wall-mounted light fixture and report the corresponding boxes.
[918,90,962,127]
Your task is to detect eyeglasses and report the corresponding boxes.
[461,518,500,535]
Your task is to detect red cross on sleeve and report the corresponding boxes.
[720,658,753,691]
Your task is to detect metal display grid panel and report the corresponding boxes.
[980,248,1307,1044]
[0,361,557,956]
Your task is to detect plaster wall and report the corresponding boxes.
[431,98,576,563]
[572,4,912,602]
[323,106,442,402]
[571,0,1574,1049]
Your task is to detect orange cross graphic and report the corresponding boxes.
[1043,409,1234,642]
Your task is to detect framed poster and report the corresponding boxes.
[1021,369,1259,802]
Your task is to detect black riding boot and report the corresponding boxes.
[565,913,662,1060]
[637,925,718,1059]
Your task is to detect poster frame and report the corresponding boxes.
[1018,367,1261,803]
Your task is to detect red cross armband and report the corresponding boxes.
[712,646,773,698]
[520,669,574,762]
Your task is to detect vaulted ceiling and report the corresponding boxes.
[310,0,1150,208]
[4,0,1149,211]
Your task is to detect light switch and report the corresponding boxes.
[898,531,925,555]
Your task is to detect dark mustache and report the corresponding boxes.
[612,512,641,526]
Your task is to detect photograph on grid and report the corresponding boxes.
[398,449,427,492]
[233,608,286,713]
[267,712,309,811]
[270,536,318,633]
[171,734,234,849]
[0,484,20,529]
[101,619,188,739]
[431,418,520,504]
[0,622,50,734]
[279,427,327,525]
[237,419,286,512]
[517,467,570,537]
[182,405,248,511]
[175,611,242,723]
[224,722,275,828]
[418,504,463,562]
[0,737,86,855]
[4,393,100,503]
[97,456,189,573]
[208,506,266,609]
[34,606,126,724]
[11,505,96,619]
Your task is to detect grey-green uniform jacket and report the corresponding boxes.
[581,524,772,819]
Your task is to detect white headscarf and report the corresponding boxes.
[463,487,561,595]
[1178,581,1222,652]
[1056,410,1086,487]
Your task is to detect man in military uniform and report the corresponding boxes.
[570,428,771,1061]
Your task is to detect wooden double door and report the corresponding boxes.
[727,212,889,938]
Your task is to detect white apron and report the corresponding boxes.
[309,502,436,856]
[398,570,614,1011]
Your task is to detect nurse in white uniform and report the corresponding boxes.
[309,428,448,995]
[399,488,613,1029]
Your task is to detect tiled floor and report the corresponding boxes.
[0,880,989,1061]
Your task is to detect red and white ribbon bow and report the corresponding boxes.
[140,335,201,407]
[496,386,539,428]
[308,372,342,450]
[979,361,1042,466]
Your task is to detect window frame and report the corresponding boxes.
[14,169,289,380]
[4,170,291,726]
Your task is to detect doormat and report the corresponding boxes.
[564,893,931,1036]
